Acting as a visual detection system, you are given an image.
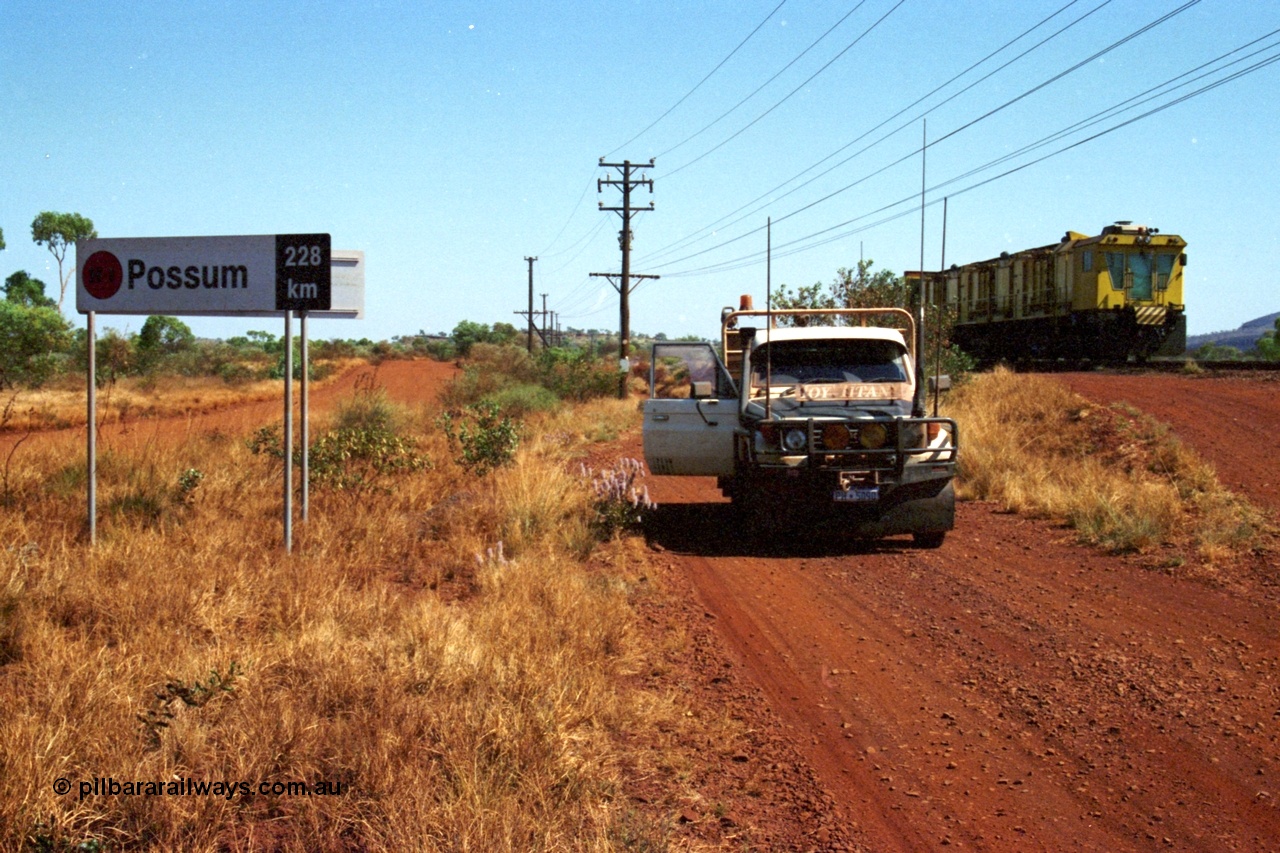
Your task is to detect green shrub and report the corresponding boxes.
[481,383,560,418]
[535,347,617,401]
[246,397,429,495]
[333,383,401,434]
[438,401,520,475]
[441,345,535,408]
[421,338,456,361]
[307,426,429,494]
[218,361,255,385]
[584,458,654,539]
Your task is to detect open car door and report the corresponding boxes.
[643,342,739,476]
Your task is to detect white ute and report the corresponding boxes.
[643,300,958,547]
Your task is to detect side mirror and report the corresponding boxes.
[928,375,952,393]
[691,380,714,399]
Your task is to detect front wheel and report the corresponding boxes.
[913,531,946,549]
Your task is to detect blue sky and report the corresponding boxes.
[3,0,1278,343]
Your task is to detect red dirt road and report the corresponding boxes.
[641,373,1280,851]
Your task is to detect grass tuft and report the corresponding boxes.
[945,367,1267,561]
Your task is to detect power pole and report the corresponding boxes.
[540,293,550,346]
[595,157,655,397]
[525,256,537,353]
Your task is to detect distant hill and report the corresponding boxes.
[1187,311,1280,353]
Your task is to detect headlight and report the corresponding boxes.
[858,422,888,449]
[782,428,808,452]
[821,423,851,450]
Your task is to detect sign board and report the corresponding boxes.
[327,250,366,319]
[76,234,331,316]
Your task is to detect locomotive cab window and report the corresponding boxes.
[1155,253,1175,290]
[1128,253,1153,300]
[1105,252,1125,291]
[1104,252,1154,298]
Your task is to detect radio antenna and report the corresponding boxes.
[765,216,773,420]
[917,119,927,381]
[934,197,947,417]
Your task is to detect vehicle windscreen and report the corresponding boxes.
[750,339,908,389]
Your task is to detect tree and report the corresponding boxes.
[1194,342,1243,361]
[450,320,493,356]
[3,271,56,309]
[137,315,194,358]
[31,211,96,312]
[770,259,971,379]
[0,301,72,389]
[772,260,911,322]
[95,328,134,386]
[0,226,6,250]
[490,322,520,346]
[1255,318,1280,361]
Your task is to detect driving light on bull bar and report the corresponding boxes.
[782,428,808,452]
[821,423,851,450]
[858,422,888,449]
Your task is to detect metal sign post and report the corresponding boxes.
[284,311,294,553]
[86,311,97,545]
[300,310,309,522]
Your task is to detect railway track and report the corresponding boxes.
[1007,357,1280,373]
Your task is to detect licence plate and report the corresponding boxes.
[833,486,879,503]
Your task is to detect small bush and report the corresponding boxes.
[246,389,430,494]
[584,458,654,539]
[482,383,560,418]
[421,338,456,361]
[217,361,254,385]
[308,426,430,494]
[333,382,402,434]
[439,401,520,475]
[537,348,618,402]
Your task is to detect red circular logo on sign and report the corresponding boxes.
[83,251,123,300]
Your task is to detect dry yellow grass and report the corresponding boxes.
[944,367,1266,561]
[0,383,715,850]
[0,360,364,433]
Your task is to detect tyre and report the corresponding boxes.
[913,531,946,549]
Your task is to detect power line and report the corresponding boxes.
[664,0,909,180]
[604,0,788,157]
[657,1,870,160]
[648,0,1204,273]
[537,172,598,257]
[930,0,1203,151]
[659,42,1280,279]
[544,217,611,273]
[640,0,1106,266]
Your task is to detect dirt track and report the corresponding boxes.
[641,372,1280,851]
[82,359,459,450]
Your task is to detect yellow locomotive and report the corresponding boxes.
[913,222,1186,363]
